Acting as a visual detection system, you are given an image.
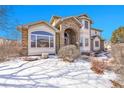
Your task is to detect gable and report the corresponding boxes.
[61,17,82,27]
[91,28,102,32]
[52,17,82,31]
[28,22,56,35]
[17,21,58,33]
[50,16,61,25]
[94,36,100,41]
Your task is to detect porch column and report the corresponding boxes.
[59,25,64,48]
[56,32,60,54]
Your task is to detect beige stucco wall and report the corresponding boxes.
[80,20,91,53]
[80,31,91,52]
[91,29,100,36]
[28,23,56,55]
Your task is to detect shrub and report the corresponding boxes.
[111,43,124,65]
[58,45,80,62]
[111,27,124,43]
[91,57,107,74]
[19,48,27,56]
[110,80,124,88]
[0,40,21,62]
[111,43,124,86]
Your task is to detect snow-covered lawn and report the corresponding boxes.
[0,56,116,88]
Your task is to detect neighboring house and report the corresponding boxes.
[17,14,104,55]
[104,41,111,51]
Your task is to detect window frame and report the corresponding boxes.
[37,35,50,48]
[31,34,36,48]
[30,31,54,48]
[95,41,99,47]
[84,21,89,29]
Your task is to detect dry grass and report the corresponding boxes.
[0,40,21,62]
[111,43,124,86]
[110,80,124,88]
[111,43,124,65]
[91,58,107,74]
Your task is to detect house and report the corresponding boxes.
[104,41,111,51]
[17,14,104,55]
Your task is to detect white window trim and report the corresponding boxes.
[31,34,54,48]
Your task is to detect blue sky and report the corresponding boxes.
[0,5,124,40]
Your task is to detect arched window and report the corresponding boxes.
[31,31,54,48]
[31,31,53,36]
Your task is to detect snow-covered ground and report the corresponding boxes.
[0,55,116,88]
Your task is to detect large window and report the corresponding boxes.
[95,41,99,47]
[85,38,89,47]
[31,31,54,48]
[31,35,36,47]
[50,36,54,47]
[37,36,49,47]
[84,21,89,29]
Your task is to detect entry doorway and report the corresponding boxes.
[64,28,76,45]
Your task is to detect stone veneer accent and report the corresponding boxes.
[21,27,28,55]
[59,18,81,48]
[56,32,60,54]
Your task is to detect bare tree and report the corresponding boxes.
[0,6,21,62]
[0,6,10,30]
[0,6,21,39]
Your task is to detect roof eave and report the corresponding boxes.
[50,16,61,24]
[20,21,59,32]
[91,28,102,32]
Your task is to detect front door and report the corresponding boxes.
[64,28,76,45]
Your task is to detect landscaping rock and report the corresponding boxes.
[58,45,80,62]
[24,57,39,61]
[41,53,49,59]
